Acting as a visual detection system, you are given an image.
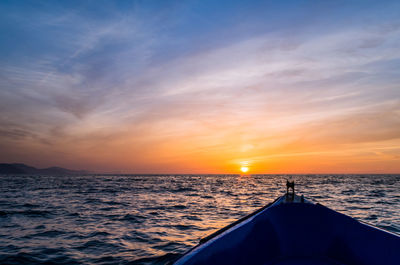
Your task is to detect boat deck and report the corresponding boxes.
[174,194,400,265]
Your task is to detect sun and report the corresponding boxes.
[240,166,249,173]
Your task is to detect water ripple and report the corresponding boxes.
[0,174,399,264]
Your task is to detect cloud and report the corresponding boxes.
[1,0,400,172]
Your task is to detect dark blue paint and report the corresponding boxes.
[175,200,400,265]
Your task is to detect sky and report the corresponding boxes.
[0,0,400,174]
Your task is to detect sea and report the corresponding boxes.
[0,174,399,264]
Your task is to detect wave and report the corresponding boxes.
[0,209,52,218]
[129,253,181,265]
[0,174,398,264]
[22,230,67,239]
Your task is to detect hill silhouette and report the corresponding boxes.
[0,163,88,175]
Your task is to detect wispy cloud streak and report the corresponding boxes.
[0,0,400,172]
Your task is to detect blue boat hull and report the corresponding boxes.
[174,195,400,265]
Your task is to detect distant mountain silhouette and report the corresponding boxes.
[0,163,88,175]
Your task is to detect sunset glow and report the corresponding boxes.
[241,167,249,173]
[0,1,400,173]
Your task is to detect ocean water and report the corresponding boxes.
[0,174,399,264]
